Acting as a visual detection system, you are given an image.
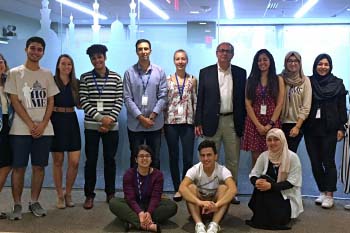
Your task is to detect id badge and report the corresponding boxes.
[97,101,104,112]
[260,105,267,115]
[142,95,148,106]
[316,108,321,119]
[178,105,184,115]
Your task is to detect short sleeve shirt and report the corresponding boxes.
[185,162,232,197]
[4,65,59,135]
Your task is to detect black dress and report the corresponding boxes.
[247,161,292,230]
[51,83,81,152]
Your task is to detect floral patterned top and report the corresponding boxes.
[165,74,197,125]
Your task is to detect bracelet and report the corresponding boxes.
[268,120,275,126]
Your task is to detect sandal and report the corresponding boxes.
[65,194,75,207]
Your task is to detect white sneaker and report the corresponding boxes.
[315,192,326,205]
[321,196,334,209]
[207,221,221,233]
[344,204,350,210]
[195,222,207,233]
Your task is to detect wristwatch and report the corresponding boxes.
[268,120,275,127]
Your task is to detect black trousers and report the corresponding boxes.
[84,129,119,198]
[304,132,338,192]
[282,123,304,153]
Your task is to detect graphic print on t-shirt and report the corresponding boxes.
[22,81,47,109]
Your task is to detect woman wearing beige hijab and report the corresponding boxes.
[246,128,303,230]
[280,51,312,153]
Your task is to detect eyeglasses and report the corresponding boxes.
[287,59,299,64]
[217,49,233,54]
[0,60,4,65]
[137,154,151,159]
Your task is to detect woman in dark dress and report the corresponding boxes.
[246,128,303,230]
[109,145,177,232]
[0,53,13,219]
[51,54,81,209]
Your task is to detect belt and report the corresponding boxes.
[53,107,75,113]
[219,112,233,116]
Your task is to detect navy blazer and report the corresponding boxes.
[195,64,247,137]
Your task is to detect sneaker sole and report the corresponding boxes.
[9,216,22,220]
[29,207,46,217]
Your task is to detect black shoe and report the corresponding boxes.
[0,212,6,219]
[173,195,182,202]
[231,196,240,205]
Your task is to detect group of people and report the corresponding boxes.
[0,35,348,233]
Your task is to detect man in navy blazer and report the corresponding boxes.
[195,42,246,204]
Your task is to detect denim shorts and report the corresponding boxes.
[10,135,53,168]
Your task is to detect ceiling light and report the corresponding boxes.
[190,11,200,14]
[294,0,319,18]
[223,0,235,19]
[140,0,170,20]
[267,2,279,10]
[55,0,108,20]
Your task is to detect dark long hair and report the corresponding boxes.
[0,53,9,86]
[246,49,279,102]
[54,54,79,105]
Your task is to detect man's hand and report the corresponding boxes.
[101,116,114,127]
[149,112,157,121]
[195,126,203,137]
[138,115,154,129]
[200,200,217,214]
[31,121,47,138]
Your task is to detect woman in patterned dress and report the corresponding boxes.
[242,49,285,166]
[164,49,197,201]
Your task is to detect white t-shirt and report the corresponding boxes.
[186,162,232,198]
[4,65,59,135]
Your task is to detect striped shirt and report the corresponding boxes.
[79,68,123,131]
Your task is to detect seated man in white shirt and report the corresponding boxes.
[179,140,237,233]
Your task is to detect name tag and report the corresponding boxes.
[260,105,267,115]
[178,105,184,116]
[97,101,104,112]
[316,108,321,119]
[142,95,148,106]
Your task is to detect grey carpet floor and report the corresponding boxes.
[0,187,349,233]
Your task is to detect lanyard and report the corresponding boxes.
[93,70,108,97]
[136,168,151,201]
[139,71,151,94]
[175,73,187,101]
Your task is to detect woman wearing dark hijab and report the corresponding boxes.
[304,53,347,209]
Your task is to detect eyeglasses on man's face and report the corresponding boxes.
[217,49,233,54]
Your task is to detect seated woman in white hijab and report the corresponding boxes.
[246,128,303,230]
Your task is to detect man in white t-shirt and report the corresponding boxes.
[4,36,59,220]
[179,140,237,233]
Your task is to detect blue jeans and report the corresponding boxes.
[84,129,119,198]
[127,129,161,169]
[164,124,194,191]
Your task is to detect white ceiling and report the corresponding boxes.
[0,0,349,25]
